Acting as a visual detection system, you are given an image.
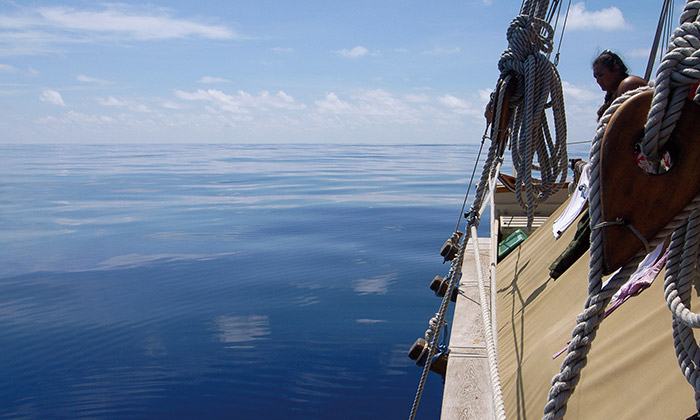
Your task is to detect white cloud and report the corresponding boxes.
[438,94,479,115]
[0,63,18,73]
[98,96,128,106]
[198,76,230,84]
[353,89,417,119]
[336,45,369,58]
[312,89,486,129]
[477,89,493,103]
[403,93,429,103]
[36,5,235,40]
[315,92,354,114]
[29,86,494,143]
[77,74,112,84]
[162,101,184,110]
[38,110,113,125]
[40,89,65,106]
[565,3,629,31]
[130,104,151,113]
[562,81,599,102]
[174,88,306,113]
[0,4,239,55]
[97,96,151,112]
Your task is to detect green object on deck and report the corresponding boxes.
[498,229,528,262]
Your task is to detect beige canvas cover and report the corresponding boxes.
[496,197,698,419]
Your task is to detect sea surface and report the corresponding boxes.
[0,143,588,419]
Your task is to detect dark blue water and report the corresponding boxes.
[0,143,495,419]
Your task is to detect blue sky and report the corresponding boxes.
[0,0,677,143]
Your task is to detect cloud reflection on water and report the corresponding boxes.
[213,315,270,348]
[352,273,396,295]
[95,252,240,270]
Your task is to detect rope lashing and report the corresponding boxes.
[594,218,652,254]
[497,4,568,230]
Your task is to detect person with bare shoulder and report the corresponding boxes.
[548,50,647,280]
[592,50,647,120]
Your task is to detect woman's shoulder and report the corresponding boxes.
[616,75,647,96]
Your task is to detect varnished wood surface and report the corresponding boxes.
[600,91,700,273]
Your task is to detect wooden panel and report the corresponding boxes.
[600,91,700,273]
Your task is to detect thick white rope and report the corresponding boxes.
[664,208,700,412]
[641,1,700,162]
[471,225,507,420]
[544,2,700,417]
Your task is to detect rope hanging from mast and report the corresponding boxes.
[490,0,568,230]
[409,0,570,417]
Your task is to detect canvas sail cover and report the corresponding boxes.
[496,197,697,419]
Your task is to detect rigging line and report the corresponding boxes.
[645,0,673,81]
[553,0,572,67]
[546,0,562,61]
[408,236,467,420]
[455,126,490,233]
[545,0,560,24]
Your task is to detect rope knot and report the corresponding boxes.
[594,218,651,254]
[506,15,554,59]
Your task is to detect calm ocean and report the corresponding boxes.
[0,143,587,419]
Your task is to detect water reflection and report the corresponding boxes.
[352,273,396,295]
[0,144,467,418]
[213,315,271,348]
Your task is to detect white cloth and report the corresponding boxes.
[552,164,589,239]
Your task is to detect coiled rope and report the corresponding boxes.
[642,1,700,164]
[498,0,568,230]
[544,2,700,418]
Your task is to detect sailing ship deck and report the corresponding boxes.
[442,186,699,419]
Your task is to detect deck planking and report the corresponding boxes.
[441,237,493,419]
